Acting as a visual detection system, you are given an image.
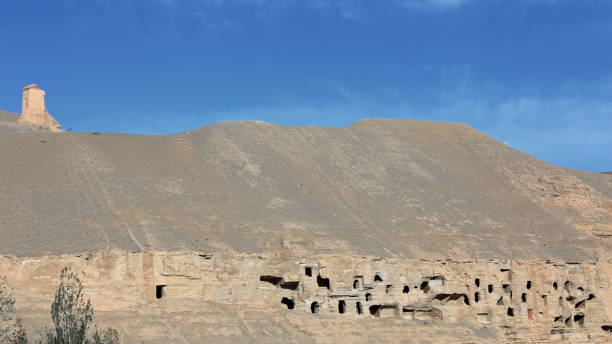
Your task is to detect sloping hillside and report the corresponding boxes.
[0,117,609,259]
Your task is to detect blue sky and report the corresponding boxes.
[0,0,610,172]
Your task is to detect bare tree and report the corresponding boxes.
[0,278,28,344]
[89,327,119,344]
[45,267,93,344]
[42,267,119,344]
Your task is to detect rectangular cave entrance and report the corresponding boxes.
[280,281,300,290]
[156,285,166,299]
[317,275,331,289]
[338,300,346,314]
[369,304,398,318]
[574,314,585,327]
[260,275,283,285]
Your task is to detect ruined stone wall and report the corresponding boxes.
[1,250,611,343]
[18,84,61,132]
[22,86,46,114]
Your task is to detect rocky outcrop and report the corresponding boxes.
[18,84,61,132]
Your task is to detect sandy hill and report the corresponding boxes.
[1,117,610,259]
[1,109,51,134]
[3,115,612,344]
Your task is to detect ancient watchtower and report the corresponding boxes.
[19,84,61,132]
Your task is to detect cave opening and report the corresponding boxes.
[280,281,300,290]
[281,297,295,310]
[402,307,414,314]
[311,302,320,314]
[433,293,469,305]
[317,275,331,289]
[155,285,166,299]
[338,300,346,314]
[304,267,312,277]
[260,275,283,285]
[368,304,397,317]
[369,305,381,317]
[507,307,514,317]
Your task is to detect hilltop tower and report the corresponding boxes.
[18,84,61,132]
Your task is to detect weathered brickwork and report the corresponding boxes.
[18,84,61,131]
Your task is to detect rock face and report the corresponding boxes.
[18,84,61,132]
[0,118,610,343]
[1,250,612,343]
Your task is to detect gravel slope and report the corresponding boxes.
[0,116,609,259]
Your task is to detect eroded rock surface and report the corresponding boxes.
[1,250,611,343]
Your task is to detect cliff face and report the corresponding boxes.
[2,250,612,343]
[0,118,610,343]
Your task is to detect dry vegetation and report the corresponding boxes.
[1,268,119,344]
